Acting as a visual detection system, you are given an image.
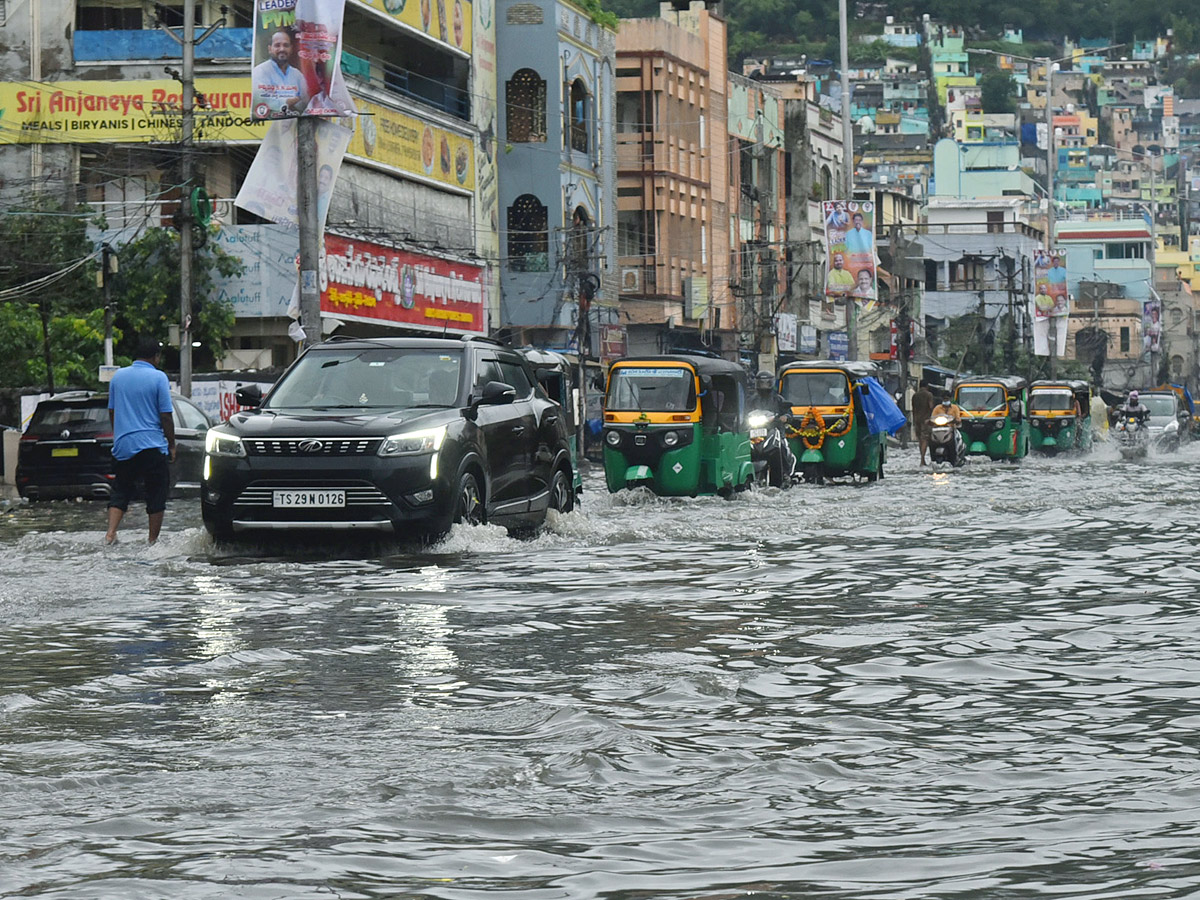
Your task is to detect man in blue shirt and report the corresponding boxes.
[844,212,874,255]
[105,337,176,544]
[251,29,306,116]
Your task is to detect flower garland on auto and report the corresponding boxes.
[795,408,828,450]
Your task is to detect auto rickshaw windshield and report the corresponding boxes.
[780,371,850,406]
[607,367,697,412]
[957,385,1006,412]
[1030,390,1074,412]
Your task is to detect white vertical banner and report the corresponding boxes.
[234,117,353,233]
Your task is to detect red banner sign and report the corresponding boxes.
[319,234,486,335]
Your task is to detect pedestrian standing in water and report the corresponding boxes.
[105,336,176,544]
[911,381,935,466]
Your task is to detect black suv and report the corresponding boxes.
[200,336,576,540]
[16,391,212,501]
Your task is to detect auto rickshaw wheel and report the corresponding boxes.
[801,463,823,484]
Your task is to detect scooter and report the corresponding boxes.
[748,411,795,488]
[1115,414,1149,460]
[928,414,966,467]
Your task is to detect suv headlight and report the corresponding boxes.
[379,425,447,457]
[204,428,245,458]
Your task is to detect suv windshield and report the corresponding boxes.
[1030,391,1074,412]
[28,402,109,435]
[606,367,696,412]
[266,348,463,410]
[1140,394,1177,418]
[957,385,1006,412]
[780,371,850,406]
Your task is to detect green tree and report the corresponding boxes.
[0,194,103,391]
[112,226,243,372]
[980,70,1018,114]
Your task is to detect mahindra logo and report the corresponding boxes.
[298,439,325,453]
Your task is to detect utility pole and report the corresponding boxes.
[1179,152,1189,254]
[756,110,776,371]
[1044,56,1057,380]
[838,0,857,360]
[298,117,322,349]
[160,0,226,391]
[101,244,117,366]
[179,0,196,395]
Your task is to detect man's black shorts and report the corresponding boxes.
[108,448,170,514]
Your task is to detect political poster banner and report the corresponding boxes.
[822,199,876,301]
[251,0,356,120]
[234,116,353,232]
[1032,248,1069,320]
[1031,247,1069,357]
[1143,297,1162,353]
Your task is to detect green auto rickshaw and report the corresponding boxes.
[954,375,1030,461]
[1029,380,1092,454]
[522,347,584,497]
[602,355,754,497]
[777,360,887,483]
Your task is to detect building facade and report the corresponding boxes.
[0,0,499,371]
[614,0,730,358]
[494,0,617,354]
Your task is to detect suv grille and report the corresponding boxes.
[245,438,382,457]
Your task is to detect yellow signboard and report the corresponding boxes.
[348,98,475,191]
[360,0,473,53]
[0,79,269,144]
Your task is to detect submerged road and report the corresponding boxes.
[3,444,1200,898]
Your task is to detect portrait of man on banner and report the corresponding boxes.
[251,0,357,120]
[1032,248,1069,320]
[822,200,876,302]
[1143,298,1162,353]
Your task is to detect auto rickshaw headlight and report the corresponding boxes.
[662,430,679,447]
[605,429,621,447]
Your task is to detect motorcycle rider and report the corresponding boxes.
[1119,390,1150,426]
[752,371,796,477]
[929,391,964,427]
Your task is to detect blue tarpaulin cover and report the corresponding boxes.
[856,376,907,435]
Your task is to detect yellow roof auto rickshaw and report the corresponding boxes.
[602,355,753,497]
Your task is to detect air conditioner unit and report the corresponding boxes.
[620,267,641,292]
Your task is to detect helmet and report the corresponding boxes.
[755,371,774,389]
[1128,390,1139,404]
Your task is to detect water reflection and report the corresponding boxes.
[3,448,1200,897]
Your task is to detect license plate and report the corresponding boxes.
[750,427,768,438]
[51,447,79,457]
[272,490,346,508]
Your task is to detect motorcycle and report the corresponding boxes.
[1115,414,1149,460]
[748,411,795,488]
[928,414,965,467]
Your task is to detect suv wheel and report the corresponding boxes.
[549,467,574,513]
[455,471,485,526]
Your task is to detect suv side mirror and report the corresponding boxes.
[235,385,262,408]
[477,380,517,406]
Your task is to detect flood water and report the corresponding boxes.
[4,445,1200,898]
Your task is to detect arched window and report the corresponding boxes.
[506,69,546,143]
[570,79,589,153]
[508,194,548,272]
[821,165,833,201]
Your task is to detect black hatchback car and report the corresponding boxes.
[200,336,577,541]
[16,391,213,500]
